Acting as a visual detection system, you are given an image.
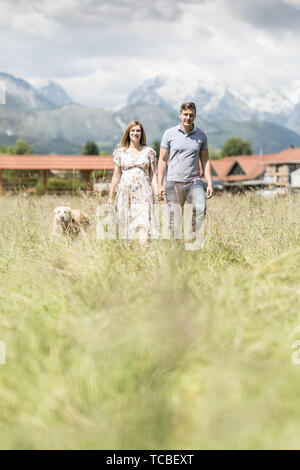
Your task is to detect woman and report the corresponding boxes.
[108,121,157,244]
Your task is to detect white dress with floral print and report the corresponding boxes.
[113,146,156,239]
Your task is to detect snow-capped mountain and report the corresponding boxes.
[201,86,253,121]
[124,76,256,121]
[126,76,172,109]
[124,75,201,111]
[124,75,298,130]
[38,80,73,107]
[246,87,293,127]
[247,87,293,115]
[0,72,55,111]
[1,71,300,154]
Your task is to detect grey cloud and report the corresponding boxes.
[224,0,300,34]
[30,0,189,25]
[0,17,212,81]
[3,0,299,110]
[0,0,213,80]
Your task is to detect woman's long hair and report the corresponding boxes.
[118,121,147,149]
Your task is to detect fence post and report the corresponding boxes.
[87,170,92,183]
[43,169,48,194]
[86,169,93,193]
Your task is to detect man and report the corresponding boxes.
[157,102,213,241]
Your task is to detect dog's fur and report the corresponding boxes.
[53,206,90,239]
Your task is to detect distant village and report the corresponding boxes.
[210,146,300,191]
[0,144,300,197]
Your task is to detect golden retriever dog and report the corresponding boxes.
[53,206,90,239]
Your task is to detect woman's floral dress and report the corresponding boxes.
[113,146,156,239]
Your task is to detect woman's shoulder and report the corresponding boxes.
[143,145,155,153]
[145,146,157,159]
[113,147,126,166]
[113,146,125,156]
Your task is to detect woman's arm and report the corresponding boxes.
[149,161,157,194]
[108,164,121,204]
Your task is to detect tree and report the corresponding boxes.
[12,138,33,155]
[2,139,38,184]
[152,140,160,160]
[208,145,222,160]
[221,137,252,157]
[80,140,99,155]
[0,139,33,155]
[79,141,100,182]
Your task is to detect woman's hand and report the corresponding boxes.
[108,196,113,206]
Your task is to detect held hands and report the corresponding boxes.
[156,184,213,201]
[157,186,165,202]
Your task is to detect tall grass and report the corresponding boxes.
[0,191,299,449]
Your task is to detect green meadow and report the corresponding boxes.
[0,191,299,449]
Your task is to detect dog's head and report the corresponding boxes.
[54,206,72,224]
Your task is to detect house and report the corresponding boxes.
[291,168,300,188]
[1,147,300,196]
[0,154,114,196]
[263,148,300,186]
[210,147,300,187]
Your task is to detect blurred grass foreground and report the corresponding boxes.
[0,192,300,450]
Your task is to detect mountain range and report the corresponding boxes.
[1,71,300,155]
[124,75,300,133]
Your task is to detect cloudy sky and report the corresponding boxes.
[1,0,300,108]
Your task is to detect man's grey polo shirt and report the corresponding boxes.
[160,124,208,182]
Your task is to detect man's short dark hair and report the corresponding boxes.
[180,102,197,114]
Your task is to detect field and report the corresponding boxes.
[0,191,300,450]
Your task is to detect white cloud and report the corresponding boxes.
[11,11,60,38]
[1,0,300,108]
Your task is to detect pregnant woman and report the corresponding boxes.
[108,120,157,244]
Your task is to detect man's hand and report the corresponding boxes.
[200,150,213,200]
[206,183,213,199]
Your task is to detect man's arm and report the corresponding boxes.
[157,147,169,200]
[200,150,213,199]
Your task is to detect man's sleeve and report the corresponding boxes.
[160,129,170,149]
[201,131,208,151]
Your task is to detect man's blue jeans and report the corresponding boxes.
[166,180,206,239]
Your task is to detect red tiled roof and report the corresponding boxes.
[210,147,300,182]
[1,147,300,181]
[211,155,264,181]
[0,155,114,170]
[262,147,300,163]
